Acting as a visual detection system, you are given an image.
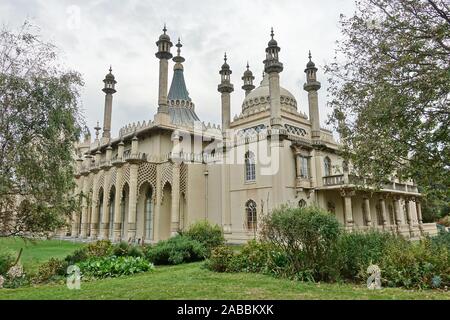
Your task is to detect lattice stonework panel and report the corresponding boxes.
[106,167,117,196]
[180,163,188,195]
[94,171,105,197]
[137,162,157,192]
[161,162,173,188]
[121,163,130,190]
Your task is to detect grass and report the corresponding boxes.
[1,238,450,300]
[0,237,85,274]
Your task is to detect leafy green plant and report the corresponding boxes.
[145,235,207,265]
[0,249,16,276]
[205,245,235,273]
[336,231,397,281]
[260,205,341,281]
[77,256,153,278]
[85,240,113,258]
[184,221,225,256]
[65,247,89,265]
[33,258,68,284]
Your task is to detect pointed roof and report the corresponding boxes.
[168,68,191,101]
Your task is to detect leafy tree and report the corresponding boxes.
[0,22,84,237]
[326,0,449,203]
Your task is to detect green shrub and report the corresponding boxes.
[112,241,144,258]
[231,240,271,273]
[0,249,16,276]
[336,231,397,281]
[380,238,450,289]
[65,247,89,265]
[85,240,113,258]
[145,235,207,265]
[77,256,153,278]
[184,221,225,256]
[206,245,235,272]
[260,205,341,281]
[431,229,450,251]
[33,258,68,284]
[112,241,130,257]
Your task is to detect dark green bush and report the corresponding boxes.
[431,229,450,251]
[230,240,271,273]
[336,231,397,281]
[77,256,153,278]
[0,249,16,276]
[184,221,225,256]
[33,258,68,284]
[260,205,341,281]
[145,235,207,265]
[65,247,89,265]
[112,241,144,258]
[206,245,235,272]
[380,238,450,289]
[85,240,113,258]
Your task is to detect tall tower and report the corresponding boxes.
[304,51,321,139]
[102,66,116,140]
[218,53,234,131]
[241,62,255,96]
[155,25,173,116]
[264,28,283,130]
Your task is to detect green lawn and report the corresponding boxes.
[1,238,450,300]
[0,237,85,274]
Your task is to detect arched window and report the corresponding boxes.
[245,200,257,231]
[324,156,332,176]
[108,192,115,239]
[245,151,256,182]
[145,190,153,239]
[98,194,104,226]
[298,199,307,208]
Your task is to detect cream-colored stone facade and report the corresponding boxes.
[67,28,437,243]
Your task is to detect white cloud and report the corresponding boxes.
[0,0,356,136]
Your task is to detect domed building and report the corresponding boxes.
[67,26,436,243]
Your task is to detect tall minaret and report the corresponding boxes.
[102,66,116,140]
[241,62,255,96]
[304,51,321,139]
[264,28,283,130]
[218,53,234,131]
[155,25,173,115]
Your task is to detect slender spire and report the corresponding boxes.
[163,23,167,34]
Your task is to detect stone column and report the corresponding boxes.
[171,162,180,235]
[80,174,91,238]
[90,173,100,239]
[268,72,282,128]
[363,197,372,227]
[404,197,414,237]
[295,153,302,178]
[101,176,111,240]
[127,163,139,241]
[393,196,403,233]
[158,58,169,112]
[342,190,354,228]
[221,145,231,234]
[379,196,388,228]
[270,137,285,209]
[113,167,123,242]
[416,198,424,234]
[153,165,162,240]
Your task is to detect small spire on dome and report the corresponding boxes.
[109,65,112,73]
[246,61,249,70]
[270,27,274,39]
[163,23,167,34]
[308,50,312,61]
[224,52,227,63]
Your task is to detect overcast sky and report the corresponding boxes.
[0,0,356,137]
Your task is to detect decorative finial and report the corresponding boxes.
[176,38,182,56]
[94,121,101,140]
[246,61,249,70]
[224,52,227,63]
[109,65,112,73]
[163,23,167,34]
[270,27,274,39]
[308,50,312,61]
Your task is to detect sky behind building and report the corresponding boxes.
[0,0,356,137]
